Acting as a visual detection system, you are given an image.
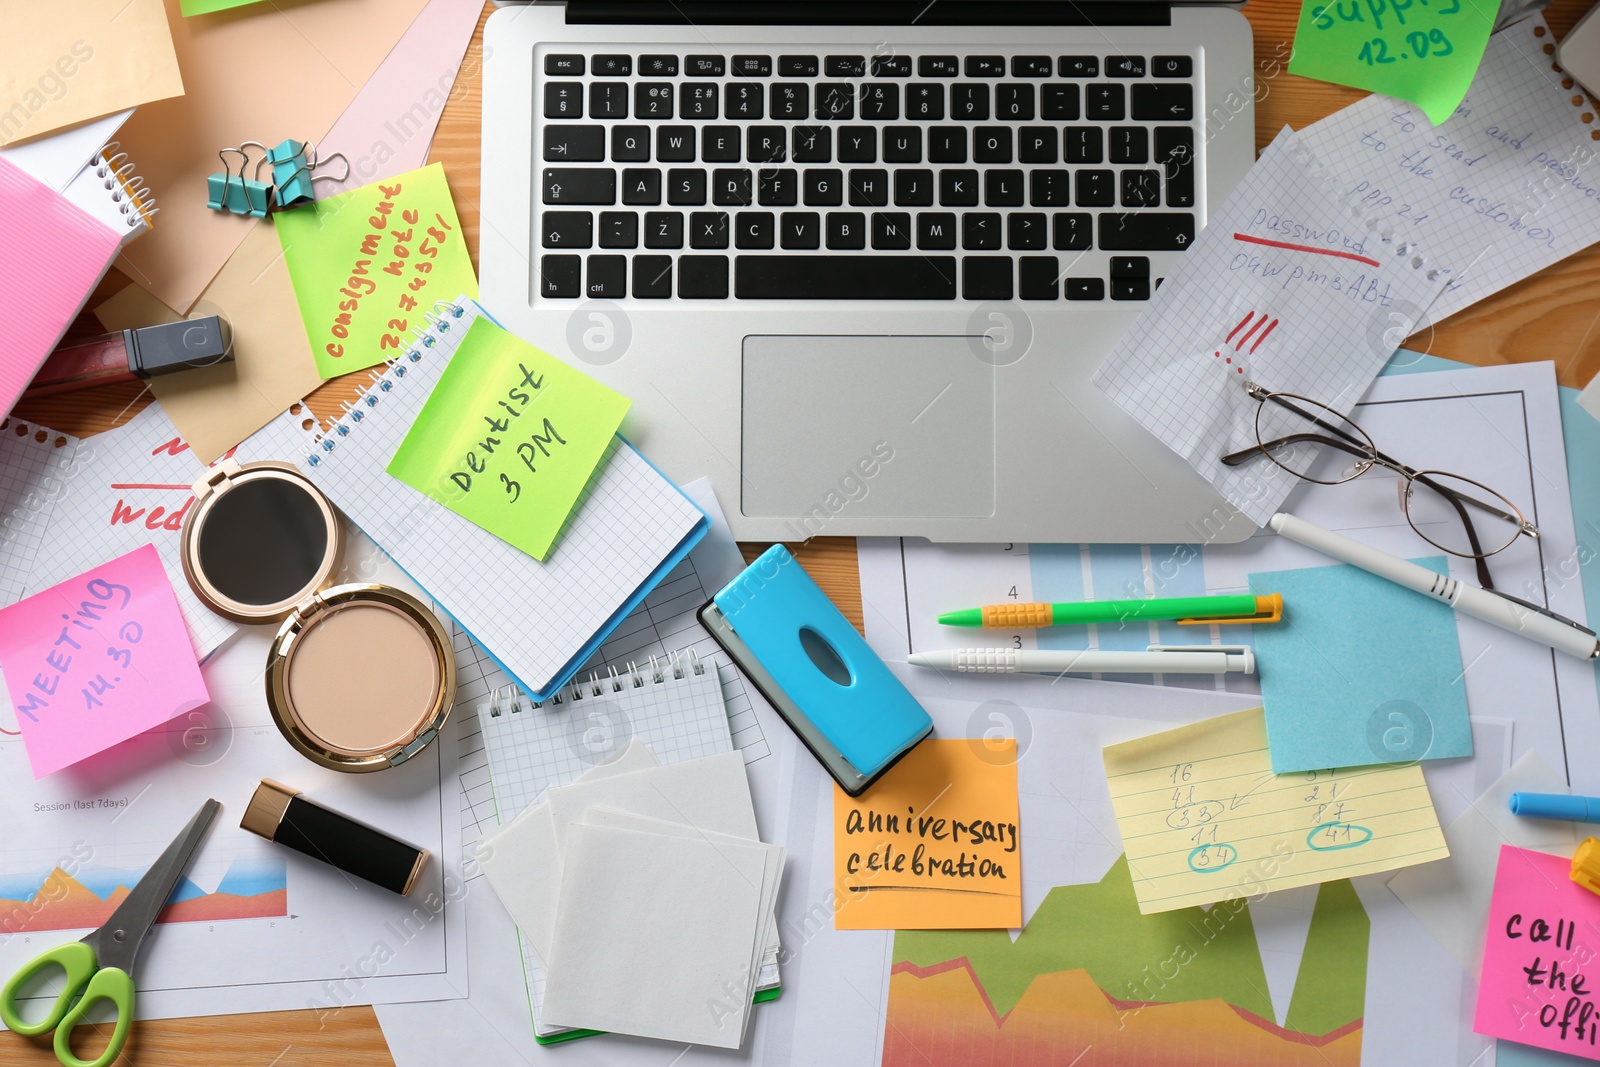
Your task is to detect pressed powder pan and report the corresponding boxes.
[181,461,455,772]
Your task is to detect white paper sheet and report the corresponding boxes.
[542,823,774,1049]
[1386,751,1578,973]
[1298,16,1600,324]
[0,109,130,191]
[1093,129,1451,524]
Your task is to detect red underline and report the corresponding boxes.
[110,483,192,490]
[1233,232,1381,268]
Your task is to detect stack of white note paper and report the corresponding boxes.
[479,744,784,1049]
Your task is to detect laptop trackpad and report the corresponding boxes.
[741,335,996,519]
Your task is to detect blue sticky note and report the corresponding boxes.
[1249,558,1471,774]
[1497,1039,1596,1067]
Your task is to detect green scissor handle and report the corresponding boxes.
[0,942,136,1067]
[52,965,135,1067]
[0,941,98,1036]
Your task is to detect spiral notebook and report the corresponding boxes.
[287,297,709,701]
[475,654,777,1042]
[0,140,155,418]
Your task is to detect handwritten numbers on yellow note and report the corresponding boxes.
[833,739,1022,930]
[1103,708,1449,914]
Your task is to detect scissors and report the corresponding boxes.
[0,799,219,1067]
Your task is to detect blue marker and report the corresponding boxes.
[1509,792,1600,824]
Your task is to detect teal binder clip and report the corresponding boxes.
[205,143,273,218]
[266,139,348,208]
[700,545,933,795]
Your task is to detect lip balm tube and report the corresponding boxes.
[241,779,429,895]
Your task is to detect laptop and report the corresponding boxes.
[481,0,1258,545]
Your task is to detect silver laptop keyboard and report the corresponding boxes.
[534,48,1198,301]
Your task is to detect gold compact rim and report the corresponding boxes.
[265,583,457,774]
[179,460,343,625]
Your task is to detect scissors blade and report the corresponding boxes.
[84,799,220,975]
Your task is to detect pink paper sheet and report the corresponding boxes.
[0,544,210,777]
[1476,844,1600,1059]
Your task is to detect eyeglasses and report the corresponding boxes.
[1221,381,1538,591]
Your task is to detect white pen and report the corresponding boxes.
[1269,512,1600,661]
[907,645,1256,675]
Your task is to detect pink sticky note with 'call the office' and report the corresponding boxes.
[1476,844,1600,1059]
[0,544,209,777]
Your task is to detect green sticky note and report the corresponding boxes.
[276,163,478,379]
[1288,0,1497,125]
[386,317,632,561]
[180,0,265,13]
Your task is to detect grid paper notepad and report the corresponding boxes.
[1092,128,1452,526]
[1103,706,1450,914]
[288,298,707,700]
[475,661,750,1039]
[1298,15,1600,324]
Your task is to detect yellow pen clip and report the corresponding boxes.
[1177,593,1284,626]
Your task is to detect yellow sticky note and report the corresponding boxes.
[833,738,1021,930]
[1103,707,1449,915]
[386,317,632,561]
[275,163,477,378]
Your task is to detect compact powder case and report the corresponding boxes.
[181,460,456,772]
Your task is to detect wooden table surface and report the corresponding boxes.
[5,0,1599,1062]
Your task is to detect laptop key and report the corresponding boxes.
[1063,126,1104,163]
[639,54,679,76]
[1041,84,1079,120]
[633,255,673,298]
[544,126,604,161]
[1086,84,1125,120]
[940,169,979,206]
[780,55,819,77]
[681,83,719,119]
[816,83,855,120]
[545,54,584,76]
[690,211,730,248]
[611,126,649,162]
[919,55,959,77]
[1018,126,1057,163]
[599,211,638,248]
[861,84,899,120]
[758,168,798,206]
[736,212,776,249]
[748,126,787,163]
[592,54,632,76]
[984,170,1024,206]
[884,127,921,163]
[644,211,684,248]
[1019,256,1060,299]
[928,127,966,163]
[780,212,821,249]
[586,255,626,298]
[543,168,615,205]
[1076,170,1115,206]
[590,83,627,118]
[679,255,729,298]
[963,213,1001,250]
[732,55,773,77]
[713,169,754,206]
[1008,212,1047,250]
[1059,55,1098,77]
[906,84,944,120]
[544,83,582,119]
[848,169,889,207]
[996,84,1034,120]
[966,55,1005,77]
[793,126,832,162]
[894,169,934,206]
[1012,55,1053,77]
[1121,169,1161,207]
[963,257,1013,299]
[1110,126,1148,164]
[1066,277,1105,299]
[771,83,809,119]
[917,212,957,249]
[973,127,1012,163]
[541,211,593,248]
[824,55,866,77]
[668,168,707,205]
[838,127,877,163]
[1098,212,1196,250]
[826,212,866,249]
[951,84,989,120]
[1155,126,1195,207]
[1152,55,1193,78]
[686,55,725,76]
[1030,169,1070,206]
[1112,277,1151,300]
[872,55,912,77]
[805,169,843,206]
[702,127,740,162]
[735,256,958,298]
[1054,212,1093,250]
[634,83,673,118]
[1107,56,1146,77]
[726,83,763,119]
[1111,256,1150,277]
[539,254,581,297]
[872,212,912,249]
[656,126,695,162]
[621,169,662,204]
[1132,83,1194,121]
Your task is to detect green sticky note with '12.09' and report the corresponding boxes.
[1288,0,1497,125]
[386,316,632,561]
[276,162,478,379]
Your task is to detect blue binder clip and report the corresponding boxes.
[700,545,933,795]
[266,138,348,208]
[205,142,273,218]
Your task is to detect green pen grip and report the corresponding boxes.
[1050,594,1263,625]
[0,941,97,1036]
[53,966,134,1067]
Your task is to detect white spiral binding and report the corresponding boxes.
[485,649,707,717]
[94,141,158,226]
[1285,133,1443,283]
[305,300,465,466]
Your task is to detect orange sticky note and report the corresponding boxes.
[833,738,1021,930]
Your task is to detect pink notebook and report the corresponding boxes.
[0,156,126,417]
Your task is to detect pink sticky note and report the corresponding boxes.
[1476,844,1600,1058]
[0,544,209,777]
